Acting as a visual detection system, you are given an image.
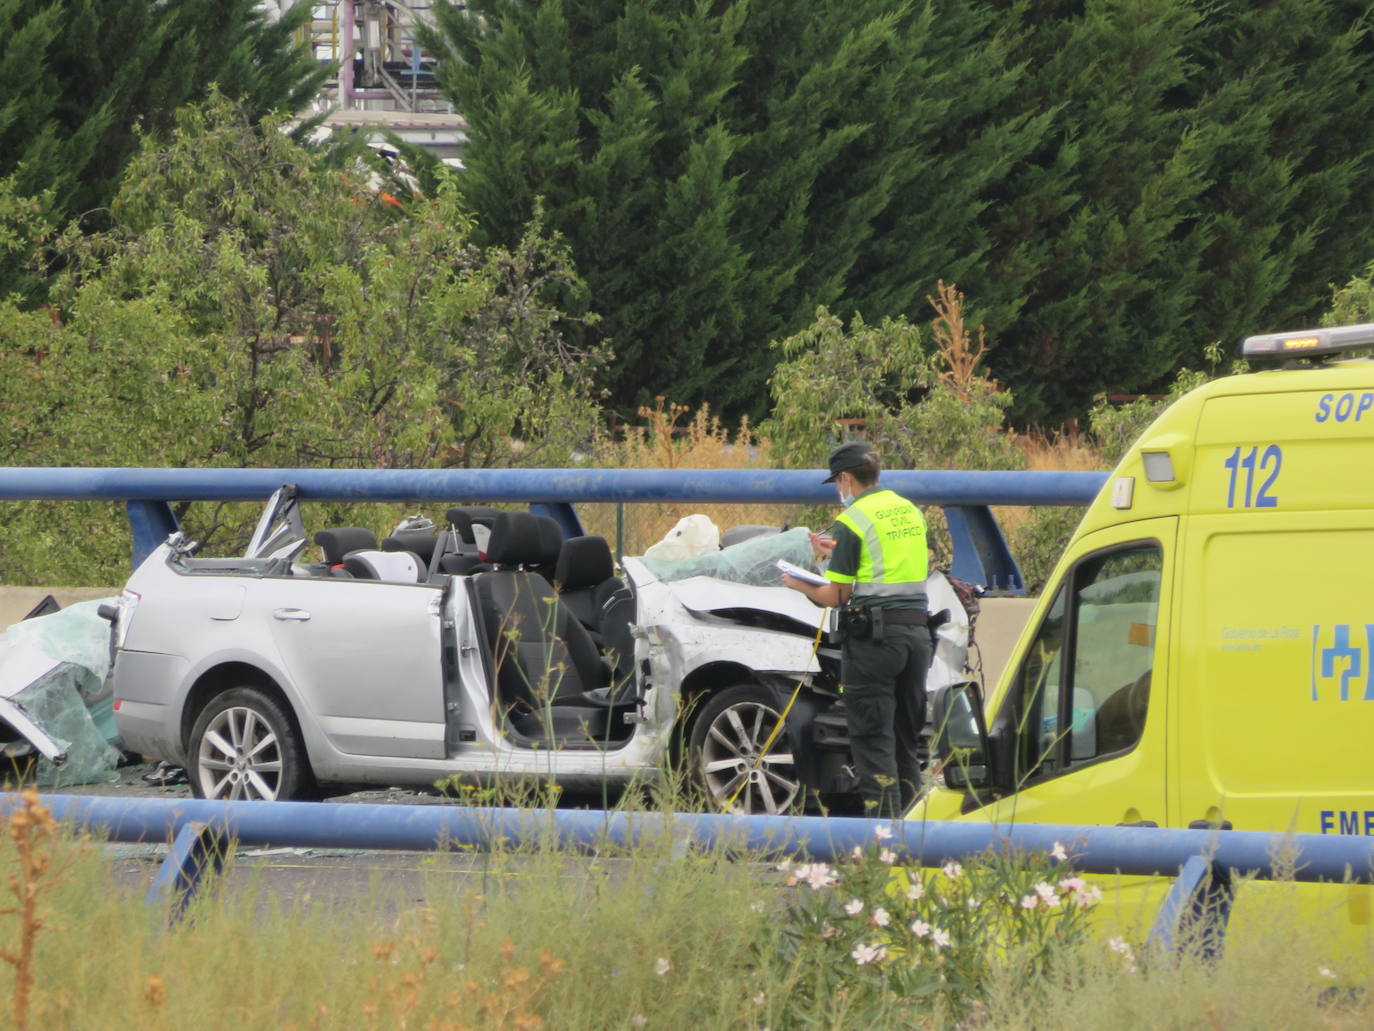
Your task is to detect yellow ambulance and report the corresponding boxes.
[917,322,1374,942]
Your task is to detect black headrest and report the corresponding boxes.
[445,505,502,544]
[534,515,564,568]
[555,535,614,590]
[484,511,544,567]
[314,527,378,565]
[382,530,438,563]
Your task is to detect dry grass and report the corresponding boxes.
[3,790,1372,1031]
[990,429,1108,548]
[584,398,809,556]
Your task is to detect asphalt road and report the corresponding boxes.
[48,761,637,910]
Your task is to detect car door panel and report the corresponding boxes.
[254,578,446,759]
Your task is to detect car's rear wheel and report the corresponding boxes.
[188,686,313,802]
[688,684,801,815]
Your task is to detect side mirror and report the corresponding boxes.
[930,681,993,791]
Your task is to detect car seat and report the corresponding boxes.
[342,549,425,583]
[553,535,619,637]
[530,515,564,582]
[471,513,630,742]
[382,529,439,567]
[314,527,378,565]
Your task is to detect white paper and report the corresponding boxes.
[776,559,828,586]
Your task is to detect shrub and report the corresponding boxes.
[766,832,1099,1027]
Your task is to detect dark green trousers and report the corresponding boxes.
[841,624,931,819]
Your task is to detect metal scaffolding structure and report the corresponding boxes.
[261,0,467,161]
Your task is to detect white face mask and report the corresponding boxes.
[838,481,854,506]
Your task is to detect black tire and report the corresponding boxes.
[687,683,801,815]
[187,686,315,802]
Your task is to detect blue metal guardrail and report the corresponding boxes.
[7,793,1372,953]
[0,467,1109,593]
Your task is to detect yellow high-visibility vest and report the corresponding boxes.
[829,489,927,599]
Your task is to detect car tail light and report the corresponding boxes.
[113,589,141,650]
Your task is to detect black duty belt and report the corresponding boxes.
[877,608,927,626]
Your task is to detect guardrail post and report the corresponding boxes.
[1146,854,1234,958]
[146,819,228,920]
[530,501,585,540]
[127,500,179,568]
[942,504,1024,593]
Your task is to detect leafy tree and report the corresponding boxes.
[0,97,604,584]
[425,0,1037,418]
[972,0,1374,423]
[762,284,1024,564]
[969,0,1216,423]
[764,285,1023,474]
[1325,257,1374,328]
[0,0,324,275]
[1183,0,1374,345]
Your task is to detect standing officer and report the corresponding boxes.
[781,442,930,818]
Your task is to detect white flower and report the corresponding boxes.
[874,824,894,842]
[851,942,887,966]
[654,957,671,976]
[750,901,765,913]
[931,927,952,949]
[878,848,898,865]
[1058,876,1086,893]
[1020,894,1038,910]
[851,844,866,860]
[1318,967,1337,980]
[844,898,864,916]
[796,863,837,891]
[1050,841,1068,862]
[870,907,890,928]
[905,879,924,901]
[1107,937,1133,958]
[1072,883,1103,908]
[941,861,964,879]
[753,992,767,1005]
[910,919,931,938]
[1035,881,1061,907]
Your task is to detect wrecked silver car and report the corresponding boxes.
[107,488,972,814]
[1,599,122,785]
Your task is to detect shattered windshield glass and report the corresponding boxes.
[0,600,121,786]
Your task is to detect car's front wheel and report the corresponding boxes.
[188,686,313,802]
[688,684,801,815]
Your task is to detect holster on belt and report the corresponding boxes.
[839,605,926,644]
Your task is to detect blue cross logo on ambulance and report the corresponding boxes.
[1310,624,1374,702]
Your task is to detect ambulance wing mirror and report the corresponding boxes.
[931,682,992,791]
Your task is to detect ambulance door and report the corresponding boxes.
[973,517,1175,830]
[1173,514,1374,835]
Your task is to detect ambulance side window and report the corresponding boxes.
[1010,543,1161,785]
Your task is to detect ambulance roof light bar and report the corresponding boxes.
[1241,323,1374,359]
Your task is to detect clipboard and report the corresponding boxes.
[776,559,828,586]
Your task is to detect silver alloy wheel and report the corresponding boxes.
[196,705,285,801]
[699,698,801,815]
